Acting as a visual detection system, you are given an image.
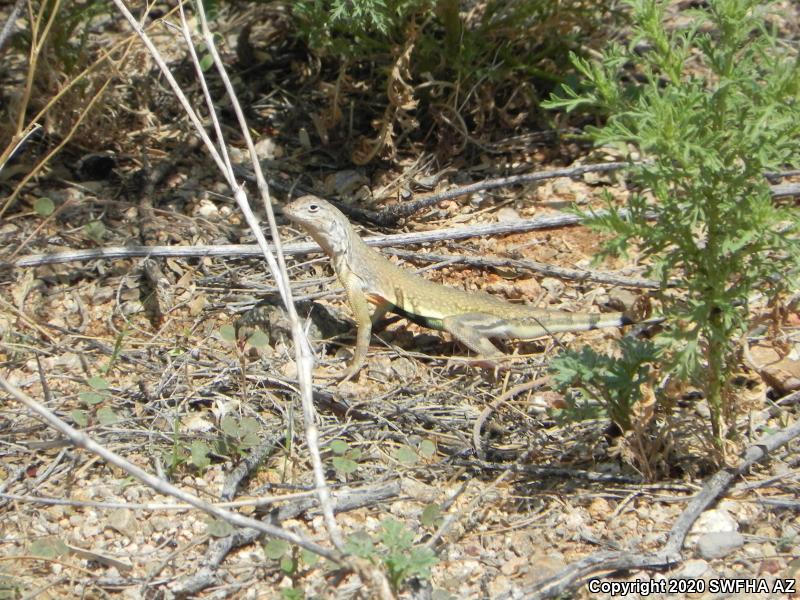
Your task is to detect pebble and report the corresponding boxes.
[676,558,710,579]
[697,531,744,559]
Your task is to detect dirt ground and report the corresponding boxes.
[1,2,799,599]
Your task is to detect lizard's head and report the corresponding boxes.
[283,195,351,257]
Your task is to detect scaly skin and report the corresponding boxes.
[284,196,634,380]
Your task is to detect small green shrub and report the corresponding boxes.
[294,0,431,57]
[545,0,800,445]
[550,338,659,431]
[73,375,118,427]
[291,0,626,162]
[345,518,438,592]
[330,439,362,476]
[216,415,260,458]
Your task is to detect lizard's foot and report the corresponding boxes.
[468,358,502,370]
[445,356,510,376]
[334,361,364,385]
[305,367,362,385]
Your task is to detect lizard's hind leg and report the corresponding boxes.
[442,312,506,359]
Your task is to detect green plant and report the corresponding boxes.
[216,415,260,458]
[23,0,113,75]
[163,414,262,476]
[550,338,658,430]
[393,439,436,465]
[190,439,212,471]
[0,0,134,216]
[73,375,119,427]
[33,197,55,217]
[293,0,431,58]
[330,439,362,476]
[291,0,625,163]
[83,220,106,244]
[345,518,438,592]
[545,0,800,444]
[261,538,320,598]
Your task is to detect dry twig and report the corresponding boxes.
[501,417,800,599]
[0,376,341,562]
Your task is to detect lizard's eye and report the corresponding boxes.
[308,204,319,213]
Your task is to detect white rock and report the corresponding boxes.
[496,207,520,222]
[194,199,219,219]
[675,558,710,579]
[687,508,738,547]
[697,531,744,559]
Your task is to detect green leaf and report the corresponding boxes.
[300,548,320,566]
[239,431,259,449]
[96,407,119,425]
[332,456,359,475]
[34,197,55,217]
[280,555,296,574]
[206,518,235,538]
[28,536,69,559]
[190,440,211,470]
[238,417,260,435]
[418,439,436,459]
[380,518,413,551]
[330,439,349,455]
[344,530,374,558]
[280,587,303,600]
[394,445,417,465]
[420,503,442,528]
[405,546,438,579]
[220,415,239,437]
[79,391,105,405]
[84,220,106,243]
[264,538,289,560]
[219,324,237,342]
[246,329,270,348]
[199,52,214,71]
[87,376,109,390]
[71,410,89,427]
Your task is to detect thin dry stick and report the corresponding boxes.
[0,489,324,511]
[108,0,338,560]
[0,376,341,563]
[16,0,62,134]
[345,161,630,224]
[0,0,26,52]
[0,122,41,175]
[506,417,800,599]
[191,2,343,551]
[12,177,795,269]
[12,210,602,267]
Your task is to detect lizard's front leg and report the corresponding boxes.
[340,275,374,382]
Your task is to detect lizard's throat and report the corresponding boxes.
[309,224,350,259]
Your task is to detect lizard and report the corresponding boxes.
[283,195,645,381]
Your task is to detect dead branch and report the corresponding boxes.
[340,161,630,225]
[12,210,594,268]
[0,376,342,563]
[389,248,662,289]
[170,481,401,597]
[501,417,800,599]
